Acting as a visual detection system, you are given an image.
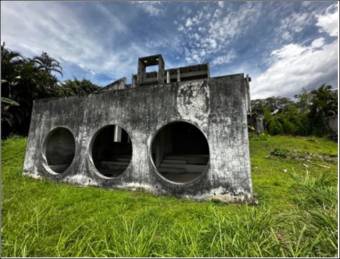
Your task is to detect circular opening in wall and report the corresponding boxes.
[91,125,132,178]
[45,127,75,174]
[151,121,209,184]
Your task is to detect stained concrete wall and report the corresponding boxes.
[23,74,253,201]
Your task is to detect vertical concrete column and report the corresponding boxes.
[137,59,146,85]
[131,75,136,88]
[256,115,264,134]
[245,75,251,113]
[177,69,181,82]
[166,71,170,83]
[157,57,165,84]
[114,125,122,142]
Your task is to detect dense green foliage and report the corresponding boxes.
[1,43,99,139]
[250,86,338,137]
[1,135,337,257]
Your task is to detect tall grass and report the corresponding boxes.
[1,136,338,257]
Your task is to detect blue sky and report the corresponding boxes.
[1,0,338,99]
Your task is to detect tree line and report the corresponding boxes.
[249,85,338,138]
[1,44,338,139]
[1,43,100,138]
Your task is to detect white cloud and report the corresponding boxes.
[136,1,164,16]
[252,3,338,99]
[95,4,127,32]
[251,38,338,99]
[211,51,237,65]
[316,3,338,37]
[311,37,325,48]
[271,44,306,59]
[0,2,149,84]
[217,1,224,8]
[277,3,338,43]
[276,12,314,42]
[302,1,311,7]
[281,31,292,41]
[176,2,262,64]
[185,18,193,28]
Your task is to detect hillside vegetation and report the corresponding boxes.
[1,135,338,257]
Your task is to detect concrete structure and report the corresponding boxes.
[23,54,254,203]
[256,114,265,134]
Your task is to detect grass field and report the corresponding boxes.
[1,134,338,257]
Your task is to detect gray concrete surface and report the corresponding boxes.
[23,55,254,203]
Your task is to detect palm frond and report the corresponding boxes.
[1,97,20,106]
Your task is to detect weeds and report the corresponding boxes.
[1,136,338,256]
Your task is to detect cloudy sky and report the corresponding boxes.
[1,0,338,99]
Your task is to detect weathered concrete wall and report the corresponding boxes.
[23,74,253,202]
[328,114,338,135]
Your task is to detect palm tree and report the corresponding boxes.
[1,42,23,66]
[1,42,25,98]
[32,52,63,76]
[58,79,99,96]
[1,44,62,138]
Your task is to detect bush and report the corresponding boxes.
[267,119,284,135]
[250,85,337,137]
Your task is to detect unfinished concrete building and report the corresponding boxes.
[23,54,253,202]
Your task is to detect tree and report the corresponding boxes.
[58,79,99,96]
[1,44,60,138]
[1,42,25,98]
[32,52,63,76]
[295,88,313,113]
[308,84,338,136]
[250,85,337,137]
